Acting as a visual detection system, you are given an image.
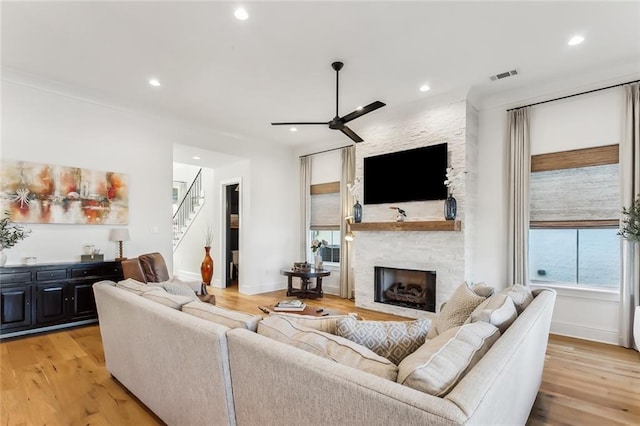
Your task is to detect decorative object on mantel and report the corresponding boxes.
[347,178,362,223]
[389,206,407,222]
[619,196,640,242]
[0,210,31,267]
[311,238,328,269]
[201,226,215,291]
[443,167,463,221]
[109,228,130,261]
[0,159,128,225]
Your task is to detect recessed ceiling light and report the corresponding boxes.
[149,78,161,87]
[290,127,298,132]
[568,35,584,46]
[234,7,249,20]
[356,106,363,111]
[419,85,430,92]
[192,156,201,160]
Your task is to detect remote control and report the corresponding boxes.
[316,308,324,313]
[258,306,270,314]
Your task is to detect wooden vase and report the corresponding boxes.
[200,246,214,285]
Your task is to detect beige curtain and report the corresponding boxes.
[507,107,531,286]
[340,146,356,299]
[619,82,640,349]
[300,156,312,261]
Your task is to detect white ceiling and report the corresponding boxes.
[2,1,639,148]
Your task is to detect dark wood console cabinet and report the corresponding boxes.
[0,261,123,339]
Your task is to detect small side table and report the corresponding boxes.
[281,268,331,299]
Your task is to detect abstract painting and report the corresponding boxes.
[0,160,128,224]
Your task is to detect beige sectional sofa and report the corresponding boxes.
[93,281,556,426]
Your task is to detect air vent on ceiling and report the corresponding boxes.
[490,69,519,81]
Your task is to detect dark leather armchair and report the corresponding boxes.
[121,252,170,283]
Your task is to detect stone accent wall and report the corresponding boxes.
[353,98,476,318]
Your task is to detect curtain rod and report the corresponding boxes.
[507,79,639,112]
[299,144,353,158]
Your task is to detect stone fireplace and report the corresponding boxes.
[374,266,436,312]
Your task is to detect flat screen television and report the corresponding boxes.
[363,143,448,204]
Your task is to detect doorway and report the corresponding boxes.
[225,183,240,287]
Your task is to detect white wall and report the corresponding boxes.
[1,80,174,266]
[1,74,299,297]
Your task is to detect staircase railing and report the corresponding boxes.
[173,168,203,246]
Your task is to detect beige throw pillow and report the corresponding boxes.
[258,315,398,381]
[428,282,487,338]
[141,287,194,309]
[397,322,500,396]
[335,317,431,365]
[499,284,534,314]
[182,302,262,331]
[268,312,360,335]
[466,292,518,333]
[471,282,495,298]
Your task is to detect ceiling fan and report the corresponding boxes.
[271,61,386,143]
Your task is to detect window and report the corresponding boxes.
[310,230,341,263]
[310,182,341,264]
[529,145,620,289]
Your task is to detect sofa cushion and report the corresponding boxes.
[268,312,360,335]
[141,287,194,309]
[335,317,431,365]
[428,282,487,338]
[398,322,500,397]
[115,278,153,295]
[182,302,262,331]
[466,292,518,333]
[258,315,398,381]
[499,284,534,314]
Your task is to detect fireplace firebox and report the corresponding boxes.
[374,266,436,312]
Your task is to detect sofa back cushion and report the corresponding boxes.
[335,317,432,365]
[182,302,262,331]
[267,312,360,335]
[466,292,518,333]
[428,282,487,338]
[398,322,500,397]
[258,315,398,381]
[116,278,153,295]
[141,287,194,310]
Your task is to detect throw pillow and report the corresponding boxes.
[427,282,487,338]
[466,292,518,333]
[471,282,495,298]
[257,315,398,381]
[397,322,501,397]
[268,312,361,335]
[115,278,152,295]
[499,284,534,314]
[162,278,199,302]
[141,287,194,309]
[335,317,432,365]
[182,302,262,332]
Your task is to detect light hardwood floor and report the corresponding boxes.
[1,286,638,425]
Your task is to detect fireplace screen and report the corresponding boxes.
[374,266,436,312]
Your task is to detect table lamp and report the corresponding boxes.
[109,228,130,260]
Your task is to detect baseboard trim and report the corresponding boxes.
[550,321,619,345]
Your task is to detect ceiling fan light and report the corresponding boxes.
[420,85,430,92]
[568,35,584,46]
[149,78,161,87]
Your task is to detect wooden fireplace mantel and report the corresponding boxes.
[350,220,461,232]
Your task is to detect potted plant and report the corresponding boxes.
[619,196,640,242]
[0,211,31,267]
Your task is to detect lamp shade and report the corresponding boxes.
[109,228,130,242]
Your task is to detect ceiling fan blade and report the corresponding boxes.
[271,122,329,125]
[340,126,364,143]
[341,101,386,124]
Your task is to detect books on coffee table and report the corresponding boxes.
[273,300,306,311]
